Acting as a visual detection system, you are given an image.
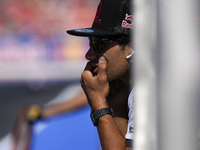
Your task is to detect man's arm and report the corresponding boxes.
[27,91,88,123]
[97,113,126,149]
[41,91,88,118]
[80,56,132,150]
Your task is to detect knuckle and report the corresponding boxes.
[80,78,82,84]
[81,71,86,78]
[98,76,107,83]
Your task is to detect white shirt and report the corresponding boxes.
[125,89,134,140]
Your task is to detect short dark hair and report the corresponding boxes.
[117,34,131,46]
[107,34,131,47]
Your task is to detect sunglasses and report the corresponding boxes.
[88,36,116,54]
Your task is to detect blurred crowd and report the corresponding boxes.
[0,0,98,63]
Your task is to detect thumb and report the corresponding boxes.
[98,56,107,82]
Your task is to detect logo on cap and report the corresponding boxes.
[94,1,102,24]
[122,14,133,29]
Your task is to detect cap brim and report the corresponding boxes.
[66,28,123,37]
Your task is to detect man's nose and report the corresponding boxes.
[85,48,98,60]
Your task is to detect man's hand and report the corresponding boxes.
[27,105,41,124]
[80,56,109,110]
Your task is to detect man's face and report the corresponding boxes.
[85,36,130,82]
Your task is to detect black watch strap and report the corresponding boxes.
[90,108,114,126]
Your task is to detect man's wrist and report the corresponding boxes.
[91,98,109,110]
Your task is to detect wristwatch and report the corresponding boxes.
[90,108,114,126]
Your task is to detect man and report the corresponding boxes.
[67,0,133,149]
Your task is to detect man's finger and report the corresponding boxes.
[81,62,93,78]
[84,62,93,72]
[98,56,107,82]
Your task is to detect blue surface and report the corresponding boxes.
[30,106,101,150]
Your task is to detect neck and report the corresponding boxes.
[120,70,132,87]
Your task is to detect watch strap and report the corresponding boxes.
[90,108,114,126]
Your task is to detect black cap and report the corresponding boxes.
[67,0,133,37]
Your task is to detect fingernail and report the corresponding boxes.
[99,56,105,62]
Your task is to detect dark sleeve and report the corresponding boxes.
[125,139,133,148]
